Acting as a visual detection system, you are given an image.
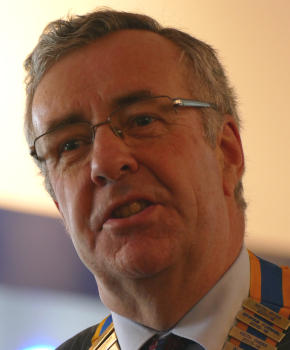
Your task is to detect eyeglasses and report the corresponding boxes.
[30,95,215,166]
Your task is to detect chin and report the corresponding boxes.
[113,244,175,280]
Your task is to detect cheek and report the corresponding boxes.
[53,174,99,270]
[144,129,212,195]
[51,167,93,232]
[157,133,223,218]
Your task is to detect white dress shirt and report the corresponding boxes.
[112,246,250,350]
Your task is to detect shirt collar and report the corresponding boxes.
[112,246,250,350]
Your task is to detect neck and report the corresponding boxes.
[98,241,243,330]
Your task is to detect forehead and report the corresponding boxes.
[32,30,190,133]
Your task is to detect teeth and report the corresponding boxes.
[112,200,149,218]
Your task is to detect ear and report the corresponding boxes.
[217,115,244,197]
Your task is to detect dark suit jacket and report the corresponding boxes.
[55,325,97,350]
[55,253,290,349]
[55,322,290,349]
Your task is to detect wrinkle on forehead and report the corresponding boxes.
[32,29,193,136]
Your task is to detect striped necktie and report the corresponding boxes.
[141,333,197,350]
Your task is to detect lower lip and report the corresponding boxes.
[102,204,160,231]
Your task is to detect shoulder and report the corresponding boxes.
[55,324,98,350]
[248,252,290,350]
[248,250,290,309]
[54,315,113,350]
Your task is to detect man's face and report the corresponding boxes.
[32,30,240,291]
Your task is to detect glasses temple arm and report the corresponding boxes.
[173,98,215,109]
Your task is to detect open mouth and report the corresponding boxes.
[111,200,152,219]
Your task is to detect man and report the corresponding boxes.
[24,9,290,350]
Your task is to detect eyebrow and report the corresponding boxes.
[43,114,86,135]
[111,89,155,108]
[38,89,156,137]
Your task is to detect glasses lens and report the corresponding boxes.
[110,96,175,142]
[35,122,92,162]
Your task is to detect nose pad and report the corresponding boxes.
[92,121,123,141]
[111,127,124,138]
[90,124,138,185]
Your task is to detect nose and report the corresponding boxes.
[90,125,138,185]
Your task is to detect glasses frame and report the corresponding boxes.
[30,95,215,161]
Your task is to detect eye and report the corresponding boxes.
[62,139,83,152]
[59,138,90,155]
[130,115,157,127]
[120,112,169,138]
